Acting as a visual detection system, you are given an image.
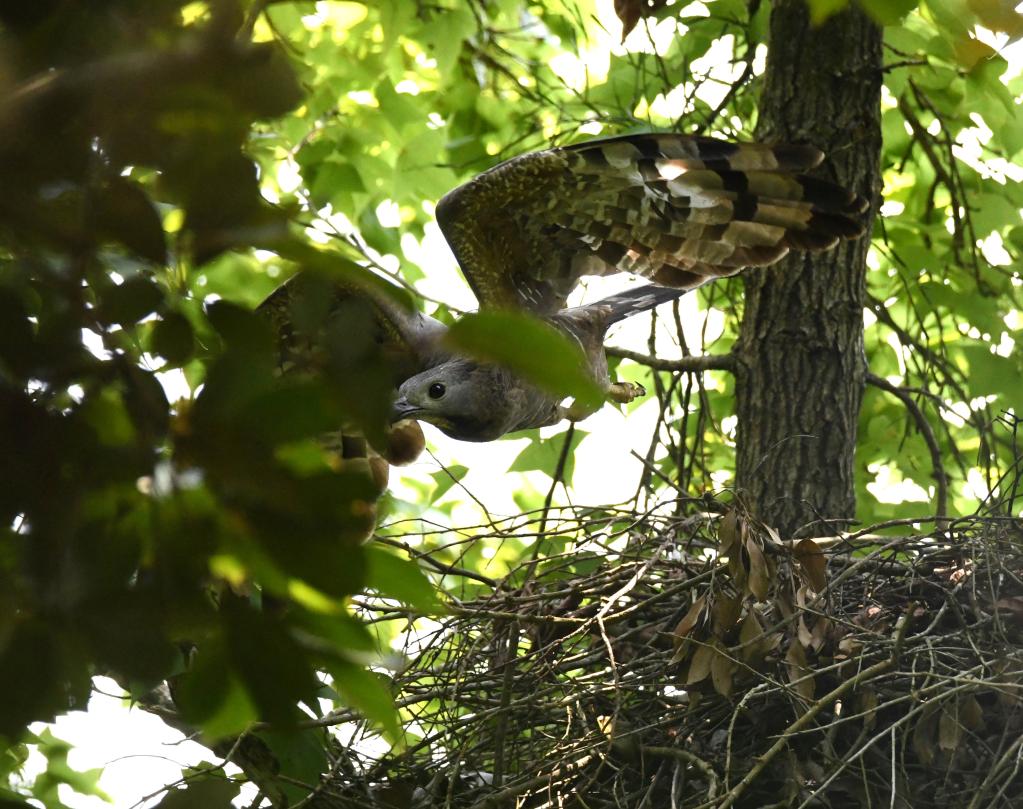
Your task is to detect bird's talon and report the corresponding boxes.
[608,381,647,404]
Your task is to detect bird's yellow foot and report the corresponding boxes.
[608,381,646,404]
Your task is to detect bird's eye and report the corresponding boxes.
[428,382,446,399]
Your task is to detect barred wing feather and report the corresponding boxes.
[436,133,867,314]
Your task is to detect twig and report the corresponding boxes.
[606,346,736,373]
[712,607,914,809]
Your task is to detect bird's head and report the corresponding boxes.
[392,360,515,442]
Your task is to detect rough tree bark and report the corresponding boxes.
[734,0,882,536]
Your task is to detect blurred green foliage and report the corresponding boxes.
[0,0,1021,805]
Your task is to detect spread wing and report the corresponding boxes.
[258,271,446,385]
[258,273,436,466]
[435,133,868,315]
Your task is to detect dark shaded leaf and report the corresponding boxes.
[91,178,167,264]
[0,621,90,739]
[0,289,36,377]
[222,598,320,726]
[155,777,239,809]
[152,312,195,366]
[258,729,329,806]
[96,276,164,326]
[206,299,274,355]
[794,538,828,592]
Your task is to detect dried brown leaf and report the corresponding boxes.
[737,611,764,664]
[718,509,739,557]
[797,616,814,648]
[728,546,747,592]
[711,648,737,698]
[858,687,878,730]
[712,595,742,637]
[775,589,795,620]
[745,537,770,601]
[613,0,669,42]
[687,642,715,685]
[838,635,862,657]
[959,695,984,731]
[671,596,707,656]
[810,616,830,652]
[614,0,641,40]
[785,638,815,701]
[794,538,828,592]
[938,705,961,753]
[994,596,1023,625]
[912,703,940,765]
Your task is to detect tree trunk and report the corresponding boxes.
[734,0,882,535]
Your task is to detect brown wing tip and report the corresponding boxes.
[771,142,825,170]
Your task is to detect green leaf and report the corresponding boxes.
[257,729,329,805]
[30,729,111,806]
[96,276,164,326]
[175,640,258,739]
[0,622,89,740]
[206,299,274,354]
[151,311,195,366]
[418,8,475,79]
[859,0,919,25]
[222,599,320,726]
[0,288,35,377]
[805,0,849,25]
[430,464,468,504]
[509,427,588,484]
[155,776,239,809]
[365,545,441,612]
[328,661,399,742]
[91,178,167,264]
[445,312,604,409]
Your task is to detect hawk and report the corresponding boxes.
[262,132,866,460]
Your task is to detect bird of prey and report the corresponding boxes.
[262,132,866,459]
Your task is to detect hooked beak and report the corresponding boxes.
[390,396,421,424]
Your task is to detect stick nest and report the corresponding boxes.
[335,505,1023,809]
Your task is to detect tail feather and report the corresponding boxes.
[590,284,689,326]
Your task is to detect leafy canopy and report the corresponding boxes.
[0,0,1020,805]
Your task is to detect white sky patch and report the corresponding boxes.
[866,463,932,504]
[81,329,109,360]
[375,199,402,228]
[276,157,303,193]
[752,43,767,76]
[406,222,479,312]
[649,83,695,121]
[21,678,250,809]
[980,231,1013,265]
[549,51,588,92]
[689,35,739,109]
[347,90,377,107]
[156,367,192,401]
[941,399,971,429]
[964,467,991,501]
